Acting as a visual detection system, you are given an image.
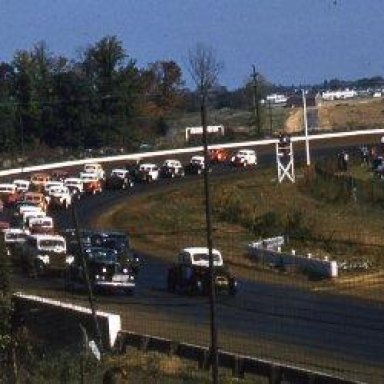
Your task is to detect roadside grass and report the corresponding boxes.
[104,350,268,383]
[94,165,384,301]
[318,98,384,130]
[21,346,269,383]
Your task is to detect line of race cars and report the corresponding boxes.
[0,147,251,296]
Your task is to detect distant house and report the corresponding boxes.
[286,94,318,108]
[265,93,288,105]
[321,89,357,101]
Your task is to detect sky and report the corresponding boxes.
[1,0,384,89]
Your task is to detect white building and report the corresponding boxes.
[266,94,288,104]
[322,89,357,101]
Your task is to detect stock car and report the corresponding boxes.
[64,246,136,295]
[61,229,141,275]
[167,247,238,296]
[80,172,103,194]
[89,231,141,274]
[230,149,257,167]
[208,148,230,163]
[137,163,160,183]
[185,155,210,175]
[105,169,135,190]
[16,234,72,277]
[160,159,185,178]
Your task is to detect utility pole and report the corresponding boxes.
[252,65,261,137]
[72,206,103,351]
[20,112,24,174]
[268,99,273,136]
[302,89,311,166]
[200,94,219,384]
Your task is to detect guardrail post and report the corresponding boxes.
[198,349,211,371]
[169,340,179,356]
[139,335,149,352]
[232,356,245,378]
[269,365,282,384]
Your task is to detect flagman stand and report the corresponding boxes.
[276,134,295,183]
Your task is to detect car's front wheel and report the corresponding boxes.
[167,271,176,292]
[32,259,45,278]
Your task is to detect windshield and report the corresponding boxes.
[86,248,117,263]
[5,233,26,241]
[0,187,14,193]
[192,253,221,263]
[111,171,125,177]
[39,239,65,249]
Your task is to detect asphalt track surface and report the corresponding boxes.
[9,135,384,382]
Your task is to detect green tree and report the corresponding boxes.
[0,62,18,151]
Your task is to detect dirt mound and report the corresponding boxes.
[284,108,303,133]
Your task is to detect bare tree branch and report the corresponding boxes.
[188,43,223,98]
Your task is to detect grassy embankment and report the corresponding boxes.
[318,98,384,131]
[95,163,384,302]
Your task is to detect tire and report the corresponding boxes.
[194,279,203,295]
[33,259,45,278]
[167,271,176,292]
[64,271,74,293]
[229,280,238,296]
[243,161,248,167]
[92,189,96,195]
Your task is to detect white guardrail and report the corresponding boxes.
[248,236,338,278]
[1,128,384,178]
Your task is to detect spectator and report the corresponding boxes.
[338,150,349,171]
[360,145,369,166]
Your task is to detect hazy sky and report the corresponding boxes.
[1,0,383,89]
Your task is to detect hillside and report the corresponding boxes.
[318,98,384,131]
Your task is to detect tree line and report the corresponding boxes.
[2,34,383,154]
[0,35,189,152]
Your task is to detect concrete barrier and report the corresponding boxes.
[248,241,338,278]
[13,293,121,349]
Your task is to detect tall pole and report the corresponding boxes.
[200,93,219,384]
[252,65,261,137]
[19,110,24,174]
[72,206,103,350]
[302,89,311,166]
[268,99,273,136]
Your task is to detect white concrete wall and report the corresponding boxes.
[248,243,338,278]
[13,292,121,348]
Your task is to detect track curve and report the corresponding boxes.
[10,136,384,382]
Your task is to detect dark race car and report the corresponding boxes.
[64,246,136,295]
[89,231,141,275]
[159,159,185,179]
[167,247,238,296]
[105,169,135,190]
